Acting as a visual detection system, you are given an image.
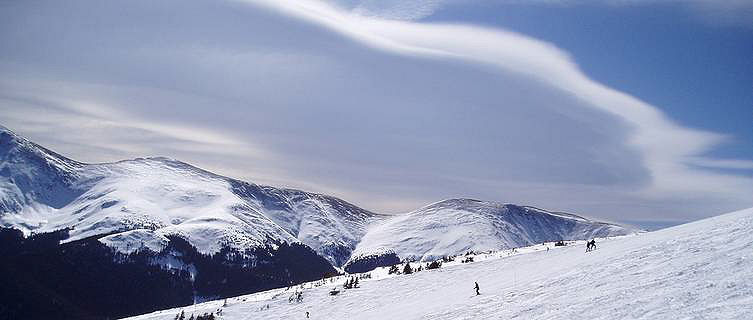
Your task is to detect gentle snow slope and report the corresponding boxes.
[129,207,753,320]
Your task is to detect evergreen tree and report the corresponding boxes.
[403,262,413,275]
[388,264,399,274]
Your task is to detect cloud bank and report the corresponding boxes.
[1,0,751,222]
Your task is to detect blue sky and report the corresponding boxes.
[426,1,753,162]
[1,0,751,225]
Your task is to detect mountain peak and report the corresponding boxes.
[419,198,520,213]
[0,125,83,169]
[421,198,487,209]
[0,124,24,146]
[0,124,13,134]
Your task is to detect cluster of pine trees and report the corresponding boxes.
[174,310,216,320]
[386,258,444,276]
[0,226,337,319]
[343,277,360,289]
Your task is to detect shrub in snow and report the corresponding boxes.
[426,260,442,270]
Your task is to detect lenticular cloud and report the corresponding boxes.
[0,0,751,221]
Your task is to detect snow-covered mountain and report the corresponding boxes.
[0,125,380,267]
[128,206,753,320]
[345,198,634,271]
[0,125,639,318]
[1,126,632,270]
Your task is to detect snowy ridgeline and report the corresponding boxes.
[0,126,379,268]
[347,198,636,268]
[128,207,753,320]
[1,126,635,272]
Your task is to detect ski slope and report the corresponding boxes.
[128,207,753,320]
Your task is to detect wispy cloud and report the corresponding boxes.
[254,0,753,197]
[1,0,750,221]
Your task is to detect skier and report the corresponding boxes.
[590,239,596,251]
[585,240,590,252]
[306,311,310,318]
[474,281,480,295]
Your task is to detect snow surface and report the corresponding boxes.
[127,207,753,320]
[98,229,170,254]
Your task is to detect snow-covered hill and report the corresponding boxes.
[345,199,634,270]
[128,207,753,320]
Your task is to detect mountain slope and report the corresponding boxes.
[0,125,641,318]
[0,125,86,214]
[0,126,632,269]
[346,198,634,268]
[0,126,380,267]
[128,207,753,320]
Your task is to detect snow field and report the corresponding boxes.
[127,207,753,320]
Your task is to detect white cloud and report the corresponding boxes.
[251,0,753,198]
[0,0,750,221]
[325,0,446,20]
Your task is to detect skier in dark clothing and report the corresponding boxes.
[474,281,480,295]
[586,239,596,252]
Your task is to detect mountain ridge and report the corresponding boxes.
[346,197,633,270]
[0,125,634,268]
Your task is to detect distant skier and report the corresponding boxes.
[586,239,596,252]
[306,311,310,318]
[474,281,480,295]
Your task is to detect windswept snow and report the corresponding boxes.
[128,207,753,320]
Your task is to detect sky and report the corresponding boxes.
[1,0,751,225]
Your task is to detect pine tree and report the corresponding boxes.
[403,262,413,275]
[388,264,399,274]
